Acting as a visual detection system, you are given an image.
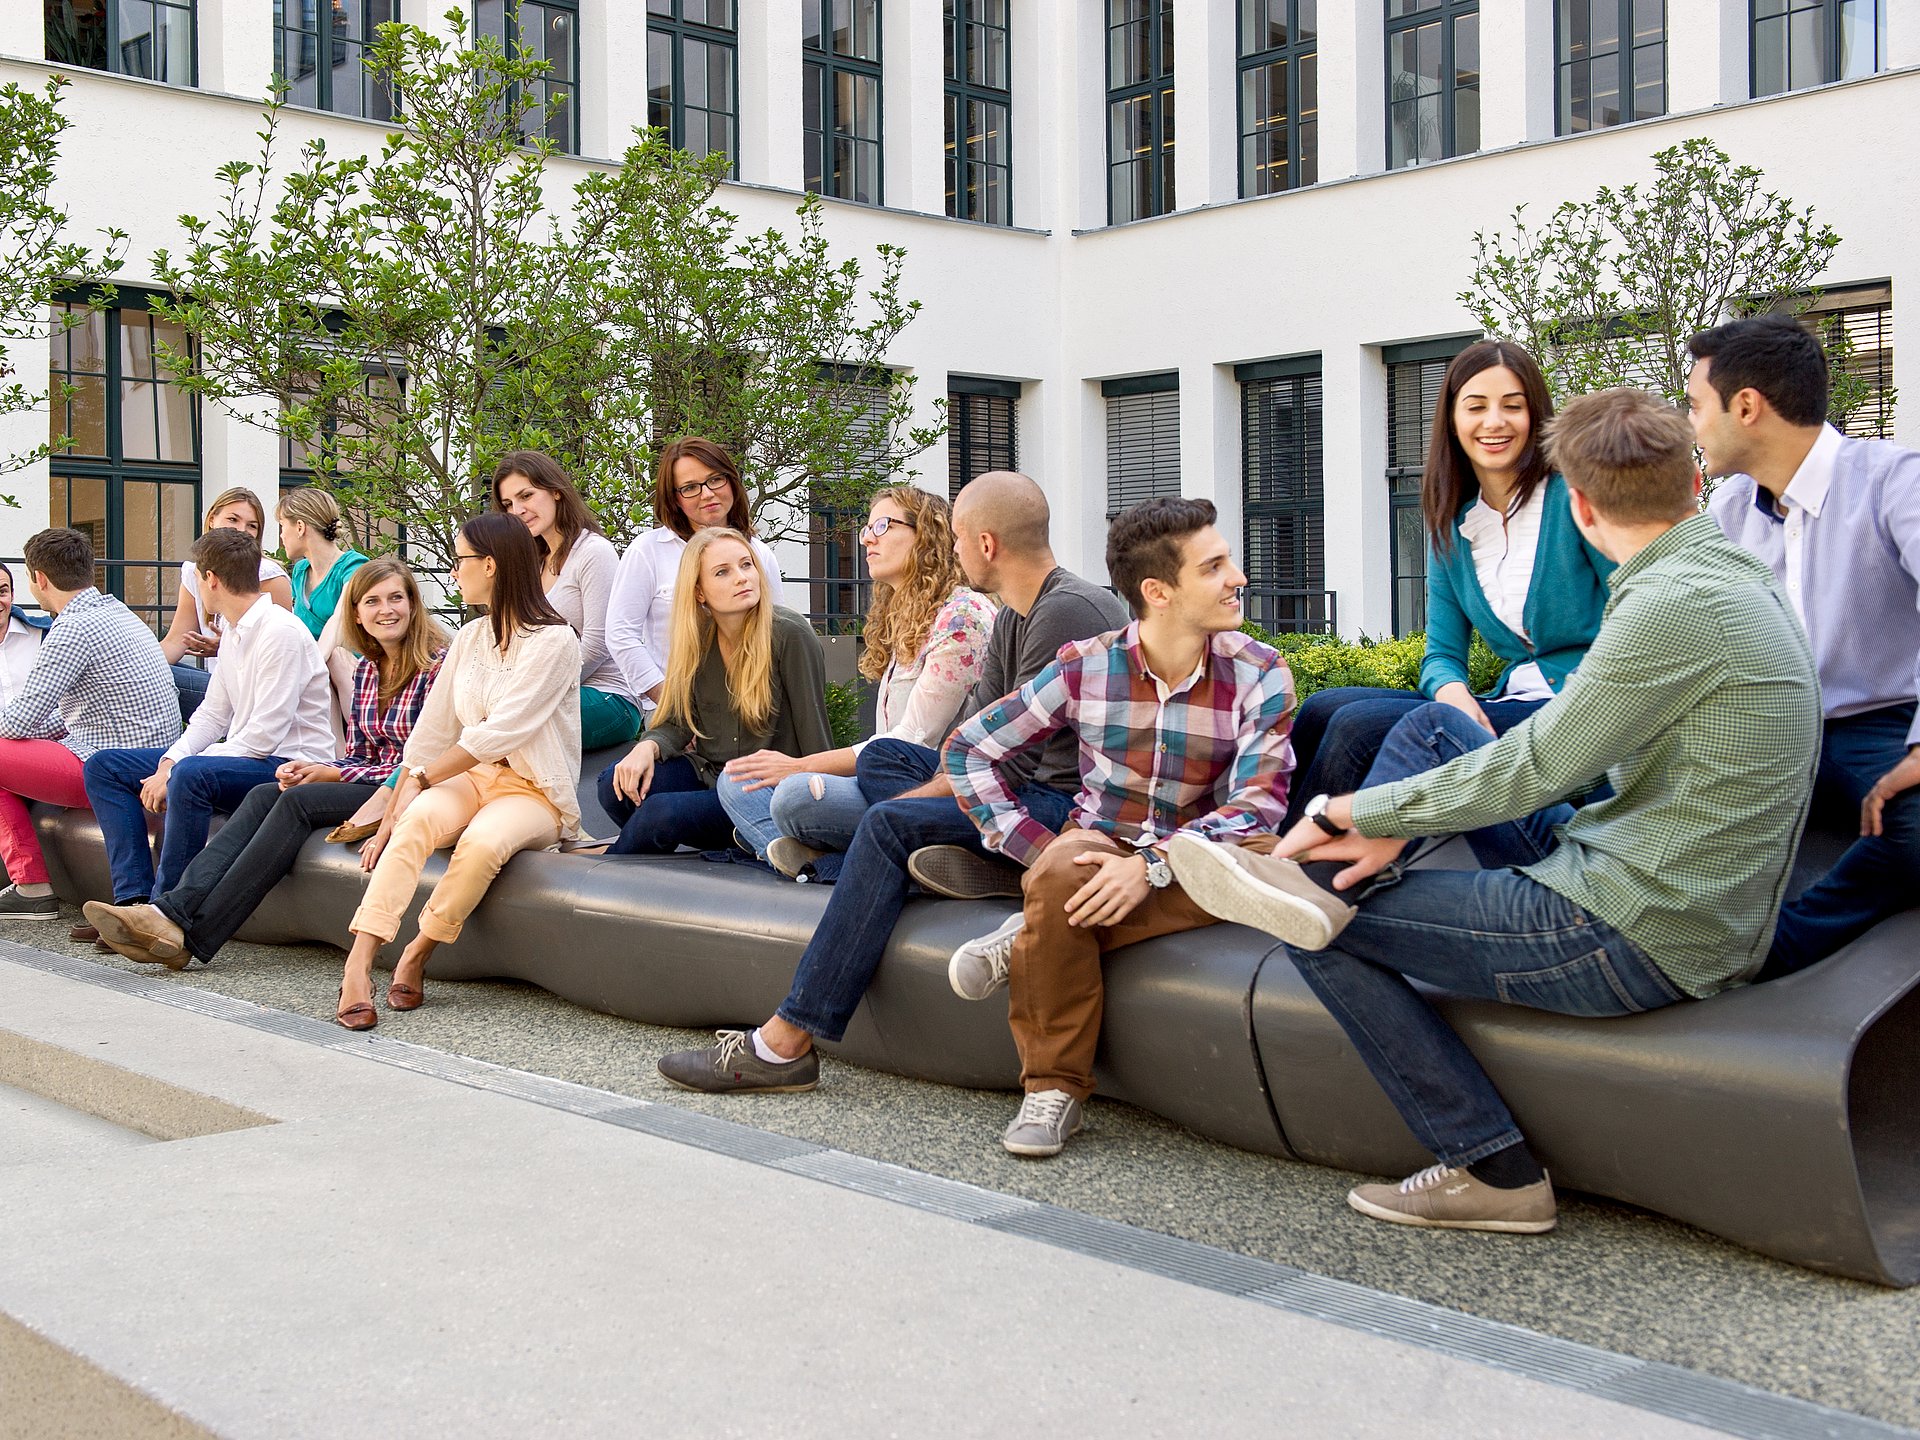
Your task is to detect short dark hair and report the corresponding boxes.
[23,528,96,591]
[1544,388,1697,525]
[1107,497,1217,619]
[190,527,264,595]
[1687,316,1828,426]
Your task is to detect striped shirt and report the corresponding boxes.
[337,651,445,783]
[0,588,180,760]
[945,624,1296,868]
[1351,515,1822,998]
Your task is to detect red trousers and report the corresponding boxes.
[0,738,89,886]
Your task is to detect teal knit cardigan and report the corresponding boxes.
[1418,472,1616,700]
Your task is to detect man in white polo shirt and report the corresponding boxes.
[83,527,334,908]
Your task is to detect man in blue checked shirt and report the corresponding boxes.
[941,497,1297,1159]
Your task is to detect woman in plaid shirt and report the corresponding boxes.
[85,559,449,971]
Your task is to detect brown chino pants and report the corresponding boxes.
[1008,824,1278,1100]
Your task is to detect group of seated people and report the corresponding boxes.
[0,316,1914,1240]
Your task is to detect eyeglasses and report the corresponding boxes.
[858,515,916,544]
[452,552,482,567]
[675,475,733,502]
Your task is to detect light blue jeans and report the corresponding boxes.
[717,770,871,866]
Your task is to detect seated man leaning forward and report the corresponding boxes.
[654,470,1129,1094]
[83,528,335,907]
[943,496,1297,1158]
[1164,387,1820,1235]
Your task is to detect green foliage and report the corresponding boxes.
[824,679,864,750]
[1241,627,1504,705]
[1460,138,1884,437]
[151,7,936,569]
[0,75,126,492]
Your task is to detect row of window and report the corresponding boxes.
[46,2,1891,228]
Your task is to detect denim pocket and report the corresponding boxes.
[1493,948,1649,1017]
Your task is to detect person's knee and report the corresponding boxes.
[769,774,821,832]
[166,757,220,800]
[1024,835,1103,900]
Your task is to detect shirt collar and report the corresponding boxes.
[1121,621,1211,696]
[1757,423,1844,522]
[232,593,277,634]
[1607,513,1718,591]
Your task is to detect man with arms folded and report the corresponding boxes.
[1166,388,1819,1234]
[655,471,1128,1093]
[942,497,1296,1157]
[1690,314,1920,974]
[84,528,334,910]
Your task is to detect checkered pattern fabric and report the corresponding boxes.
[337,652,444,783]
[0,588,180,760]
[1352,514,1823,998]
[945,623,1296,869]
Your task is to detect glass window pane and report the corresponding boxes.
[648,28,673,129]
[156,381,195,463]
[1787,6,1825,90]
[684,36,709,105]
[120,313,155,380]
[1839,0,1879,78]
[121,379,159,461]
[1753,14,1786,93]
[59,376,109,456]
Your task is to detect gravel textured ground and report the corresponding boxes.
[7,905,1918,1428]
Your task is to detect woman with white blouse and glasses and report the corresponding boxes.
[604,437,785,716]
[718,485,994,883]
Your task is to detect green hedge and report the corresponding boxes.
[1242,626,1505,704]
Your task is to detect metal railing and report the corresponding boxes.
[1242,586,1338,636]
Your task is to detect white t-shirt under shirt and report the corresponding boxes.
[0,613,44,707]
[180,555,290,672]
[1457,484,1554,703]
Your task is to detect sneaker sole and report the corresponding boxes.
[656,1066,820,1095]
[0,909,61,921]
[909,848,1022,900]
[1003,1118,1083,1158]
[1346,1189,1557,1234]
[1166,833,1341,951]
[85,905,186,963]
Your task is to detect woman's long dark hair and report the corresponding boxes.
[653,437,756,541]
[1421,340,1556,554]
[460,511,567,649]
[492,450,599,573]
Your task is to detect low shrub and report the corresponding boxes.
[825,679,865,749]
[1241,626,1506,704]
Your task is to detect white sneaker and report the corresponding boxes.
[948,912,1024,1001]
[1165,832,1356,951]
[1002,1089,1085,1158]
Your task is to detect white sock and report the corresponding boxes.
[751,1027,800,1065]
[14,882,52,898]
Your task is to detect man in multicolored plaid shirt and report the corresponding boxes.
[943,497,1296,1158]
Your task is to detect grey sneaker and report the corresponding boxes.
[908,844,1023,899]
[1347,1163,1557,1234]
[1166,832,1356,951]
[767,836,828,880]
[1002,1089,1085,1158]
[948,912,1024,1000]
[0,885,59,921]
[656,1029,820,1094]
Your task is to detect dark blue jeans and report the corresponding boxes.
[1289,701,1684,1168]
[1286,686,1550,827]
[170,663,210,725]
[1766,702,1920,976]
[776,779,1075,1041]
[598,755,733,855]
[82,748,288,902]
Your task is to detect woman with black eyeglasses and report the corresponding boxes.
[605,438,787,718]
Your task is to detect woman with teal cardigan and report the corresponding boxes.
[1288,341,1614,814]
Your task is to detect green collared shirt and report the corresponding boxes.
[1351,514,1821,997]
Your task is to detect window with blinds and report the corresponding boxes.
[1103,375,1180,517]
[808,377,889,632]
[1383,337,1474,636]
[1238,359,1327,633]
[1797,284,1895,440]
[948,377,1019,500]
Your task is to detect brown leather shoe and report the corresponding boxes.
[336,986,378,1031]
[386,981,424,1011]
[82,901,189,970]
[70,924,100,943]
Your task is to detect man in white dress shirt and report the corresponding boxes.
[83,528,334,907]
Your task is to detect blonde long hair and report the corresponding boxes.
[202,486,267,533]
[656,528,777,738]
[858,485,971,683]
[337,558,450,706]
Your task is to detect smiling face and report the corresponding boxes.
[861,496,917,585]
[672,455,737,530]
[354,573,414,651]
[209,500,263,539]
[1452,365,1533,488]
[1159,524,1247,635]
[497,471,558,540]
[695,537,760,620]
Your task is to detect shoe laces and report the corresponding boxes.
[1017,1089,1074,1128]
[980,921,1022,973]
[712,1029,750,1068]
[1399,1162,1462,1195]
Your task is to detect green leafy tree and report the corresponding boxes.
[0,75,126,494]
[1461,138,1884,433]
[152,8,935,569]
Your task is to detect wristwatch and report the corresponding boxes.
[1305,793,1349,838]
[409,765,432,789]
[1144,853,1173,889]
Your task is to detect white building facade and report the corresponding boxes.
[5,1,1916,639]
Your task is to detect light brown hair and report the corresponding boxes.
[857,486,974,683]
[338,557,450,705]
[202,486,267,533]
[277,486,350,546]
[1542,388,1698,525]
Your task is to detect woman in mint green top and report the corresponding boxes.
[1288,341,1613,816]
[279,487,370,639]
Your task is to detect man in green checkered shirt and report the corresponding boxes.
[1168,387,1821,1237]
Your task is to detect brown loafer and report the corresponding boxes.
[70,924,100,943]
[82,901,189,970]
[336,987,378,1031]
[325,819,381,845]
[386,981,424,1012]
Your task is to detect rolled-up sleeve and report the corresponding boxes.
[944,658,1076,868]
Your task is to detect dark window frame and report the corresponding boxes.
[273,0,398,120]
[45,0,198,87]
[947,375,1020,500]
[1750,0,1885,98]
[1238,0,1318,197]
[1555,0,1667,133]
[474,0,581,155]
[944,0,1012,225]
[1382,335,1476,637]
[804,0,885,206]
[647,0,738,173]
[1384,0,1479,169]
[1236,355,1331,635]
[1106,0,1175,224]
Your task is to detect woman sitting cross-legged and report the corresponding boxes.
[598,527,830,855]
[335,513,582,1030]
[82,558,448,968]
[716,485,993,882]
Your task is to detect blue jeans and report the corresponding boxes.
[716,770,870,865]
[776,781,1076,1041]
[598,756,733,855]
[83,748,288,902]
[170,663,210,725]
[1766,702,1920,976]
[1286,686,1550,827]
[1288,702,1684,1168]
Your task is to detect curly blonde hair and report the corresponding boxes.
[858,486,970,683]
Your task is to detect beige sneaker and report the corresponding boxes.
[1165,832,1356,951]
[1347,1163,1557,1234]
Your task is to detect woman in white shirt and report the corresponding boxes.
[493,450,641,751]
[159,487,296,716]
[718,485,994,882]
[0,564,46,708]
[604,437,785,715]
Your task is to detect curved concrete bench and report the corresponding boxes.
[26,779,1920,1288]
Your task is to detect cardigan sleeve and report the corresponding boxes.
[606,535,667,699]
[400,625,471,766]
[1418,543,1477,698]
